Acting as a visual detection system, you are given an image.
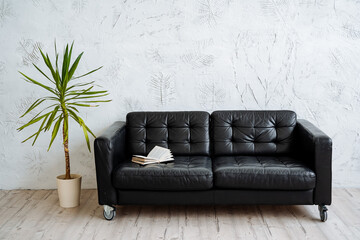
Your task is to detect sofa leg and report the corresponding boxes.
[318,205,328,222]
[103,205,116,221]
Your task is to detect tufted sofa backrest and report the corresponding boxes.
[126,111,210,156]
[211,111,297,156]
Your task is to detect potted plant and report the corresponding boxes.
[17,42,110,208]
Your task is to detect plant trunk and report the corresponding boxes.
[63,113,71,180]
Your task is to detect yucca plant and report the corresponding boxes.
[17,42,110,180]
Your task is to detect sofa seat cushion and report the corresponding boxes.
[213,156,316,190]
[113,156,213,191]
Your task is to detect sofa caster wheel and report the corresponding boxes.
[318,205,328,222]
[103,205,116,221]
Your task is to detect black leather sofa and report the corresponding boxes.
[94,111,332,221]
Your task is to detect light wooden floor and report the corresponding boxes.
[0,188,359,240]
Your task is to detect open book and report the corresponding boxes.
[132,146,174,165]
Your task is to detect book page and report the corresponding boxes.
[132,146,173,165]
[147,146,172,160]
[133,155,157,160]
[132,158,174,165]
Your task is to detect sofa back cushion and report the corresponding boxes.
[211,111,296,156]
[126,111,210,156]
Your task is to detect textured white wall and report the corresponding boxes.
[0,0,359,189]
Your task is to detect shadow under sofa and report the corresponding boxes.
[94,110,332,221]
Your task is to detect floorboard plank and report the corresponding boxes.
[0,190,49,240]
[0,190,36,230]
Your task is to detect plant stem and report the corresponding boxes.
[63,109,71,179]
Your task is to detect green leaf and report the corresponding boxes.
[32,103,60,115]
[76,100,111,103]
[61,42,74,90]
[44,96,60,102]
[20,98,46,118]
[42,50,58,82]
[68,106,79,113]
[54,69,61,93]
[48,116,63,151]
[45,105,60,131]
[54,41,61,81]
[78,90,108,95]
[20,103,59,127]
[82,122,91,151]
[66,90,108,99]
[17,112,50,131]
[67,52,83,80]
[66,81,95,91]
[46,53,62,92]
[62,44,69,83]
[19,72,57,95]
[32,64,55,84]
[32,113,51,145]
[64,87,100,102]
[21,128,44,143]
[67,93,109,100]
[21,113,50,144]
[68,103,98,107]
[65,86,93,96]
[55,53,59,72]
[73,66,103,80]
[39,48,58,86]
[67,108,80,122]
[83,123,96,138]
[54,40,58,57]
[39,48,52,71]
[68,110,96,146]
[68,42,74,72]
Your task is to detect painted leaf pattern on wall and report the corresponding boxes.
[0,0,12,26]
[149,72,175,106]
[17,39,43,66]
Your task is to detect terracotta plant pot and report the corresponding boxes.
[56,174,82,208]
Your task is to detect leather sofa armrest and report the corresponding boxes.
[296,119,332,205]
[94,121,127,205]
